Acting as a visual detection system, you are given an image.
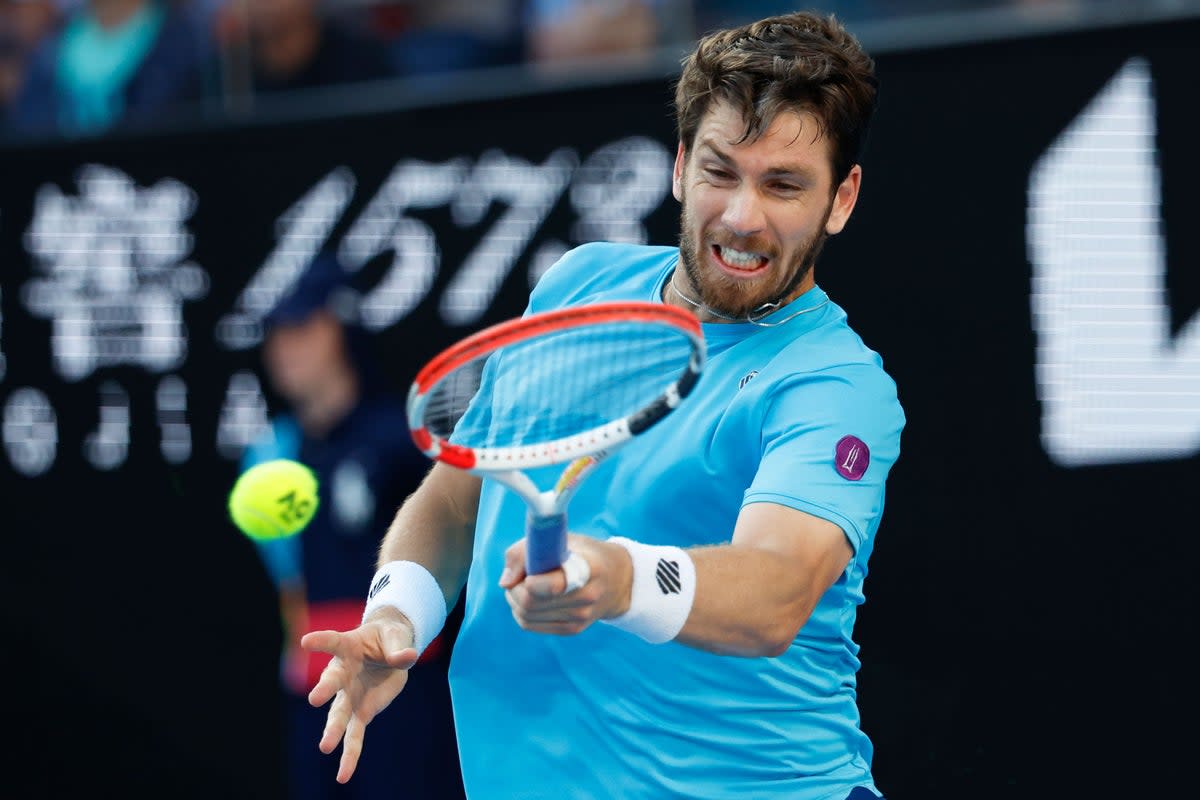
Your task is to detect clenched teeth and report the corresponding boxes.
[717,245,767,268]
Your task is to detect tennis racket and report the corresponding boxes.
[406,301,705,580]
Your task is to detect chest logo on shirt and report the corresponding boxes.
[738,370,759,389]
[834,435,870,481]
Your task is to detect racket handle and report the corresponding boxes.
[525,511,569,575]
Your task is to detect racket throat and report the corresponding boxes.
[491,472,569,576]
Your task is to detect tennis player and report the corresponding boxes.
[302,12,904,799]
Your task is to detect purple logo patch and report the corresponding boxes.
[834,436,869,481]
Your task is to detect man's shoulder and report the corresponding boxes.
[531,241,676,309]
[758,308,900,400]
[557,241,676,272]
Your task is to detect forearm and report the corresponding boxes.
[675,543,826,657]
[378,462,479,608]
[611,504,852,658]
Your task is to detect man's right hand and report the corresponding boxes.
[300,608,420,784]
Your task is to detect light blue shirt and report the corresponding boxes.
[56,2,166,132]
[449,242,904,799]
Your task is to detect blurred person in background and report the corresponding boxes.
[213,0,393,97]
[385,0,523,79]
[524,0,662,68]
[6,0,209,136]
[0,27,17,119]
[241,251,464,799]
[691,2,882,35]
[0,0,62,126]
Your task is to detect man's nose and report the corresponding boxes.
[720,185,766,237]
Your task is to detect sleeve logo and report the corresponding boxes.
[834,435,870,481]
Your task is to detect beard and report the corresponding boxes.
[676,194,831,320]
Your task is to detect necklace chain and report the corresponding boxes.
[668,277,830,328]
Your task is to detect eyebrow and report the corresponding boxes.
[696,137,820,183]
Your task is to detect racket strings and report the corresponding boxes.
[423,321,695,449]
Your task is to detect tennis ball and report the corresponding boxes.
[228,459,320,541]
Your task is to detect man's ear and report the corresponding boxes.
[825,164,862,235]
[672,141,686,202]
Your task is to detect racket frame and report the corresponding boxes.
[407,301,704,575]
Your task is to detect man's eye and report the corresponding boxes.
[704,167,733,180]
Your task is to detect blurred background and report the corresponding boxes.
[2,1,1198,798]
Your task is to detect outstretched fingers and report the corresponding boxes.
[300,628,343,654]
[320,685,382,783]
[337,713,368,784]
[316,688,346,752]
[298,619,417,784]
[303,629,363,708]
[308,653,354,708]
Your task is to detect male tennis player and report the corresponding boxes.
[303,12,904,800]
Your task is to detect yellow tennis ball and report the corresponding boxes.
[228,459,320,541]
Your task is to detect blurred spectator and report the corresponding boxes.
[0,0,62,124]
[216,0,394,97]
[689,2,1047,33]
[241,251,464,799]
[691,3,873,35]
[0,31,16,117]
[1,0,1124,130]
[7,0,209,136]
[525,0,662,68]
[387,0,523,78]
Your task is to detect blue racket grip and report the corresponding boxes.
[525,511,569,575]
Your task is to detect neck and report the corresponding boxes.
[665,269,827,328]
[666,275,743,323]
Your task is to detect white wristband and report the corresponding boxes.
[601,537,696,644]
[362,561,448,656]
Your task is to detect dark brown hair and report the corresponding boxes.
[674,12,878,184]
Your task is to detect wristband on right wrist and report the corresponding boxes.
[601,537,696,644]
[362,561,448,656]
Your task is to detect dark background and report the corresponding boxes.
[3,16,1196,799]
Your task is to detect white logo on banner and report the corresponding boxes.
[218,136,673,350]
[2,138,673,475]
[3,387,57,477]
[217,168,357,350]
[1027,58,1200,466]
[21,165,210,381]
[11,166,212,471]
[216,370,271,459]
